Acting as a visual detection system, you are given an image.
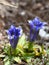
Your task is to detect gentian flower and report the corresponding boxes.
[6,25,23,48]
[28,17,47,41]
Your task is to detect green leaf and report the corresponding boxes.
[28,42,34,51]
[0,54,5,57]
[13,57,22,64]
[46,62,49,65]
[46,49,49,54]
[17,34,26,49]
[26,57,32,63]
[17,47,25,55]
[23,42,28,49]
[4,60,11,65]
[4,56,8,62]
[4,46,10,55]
[21,53,34,63]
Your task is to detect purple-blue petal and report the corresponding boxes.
[9,35,18,48]
[7,25,15,36]
[7,25,22,48]
[28,17,47,41]
[30,29,38,41]
[29,17,47,31]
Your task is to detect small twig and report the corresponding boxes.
[0,1,19,9]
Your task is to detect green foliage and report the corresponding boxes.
[17,34,26,50]
[13,57,22,64]
[46,49,49,54]
[0,34,47,65]
[4,60,11,65]
[46,62,49,65]
[3,56,13,65]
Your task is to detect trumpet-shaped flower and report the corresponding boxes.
[28,17,47,41]
[7,25,23,48]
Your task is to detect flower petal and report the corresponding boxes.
[7,25,23,48]
[28,17,47,41]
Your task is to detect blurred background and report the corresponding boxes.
[0,0,49,43]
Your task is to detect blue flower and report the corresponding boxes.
[28,17,47,41]
[6,25,23,48]
[28,17,47,31]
